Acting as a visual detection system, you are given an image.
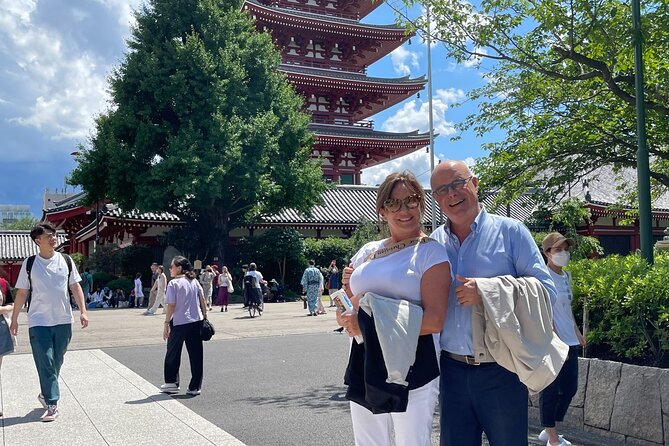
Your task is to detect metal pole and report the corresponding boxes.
[95,201,100,252]
[632,0,653,264]
[426,3,436,232]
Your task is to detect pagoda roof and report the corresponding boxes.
[254,0,384,20]
[280,64,425,86]
[244,1,408,37]
[310,123,431,141]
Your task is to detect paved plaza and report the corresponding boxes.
[0,302,624,445]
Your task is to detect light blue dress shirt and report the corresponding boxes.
[430,208,556,355]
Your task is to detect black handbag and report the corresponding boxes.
[200,318,215,341]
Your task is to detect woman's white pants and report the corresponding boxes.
[350,376,439,446]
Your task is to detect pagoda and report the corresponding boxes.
[242,0,431,184]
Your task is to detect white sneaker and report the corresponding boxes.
[41,405,59,422]
[545,437,571,446]
[186,388,201,395]
[38,393,47,409]
[159,383,180,394]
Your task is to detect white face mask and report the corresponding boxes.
[551,251,570,267]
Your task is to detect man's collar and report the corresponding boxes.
[443,205,486,235]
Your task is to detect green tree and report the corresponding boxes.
[399,0,669,206]
[2,217,39,230]
[69,0,326,262]
[238,227,304,285]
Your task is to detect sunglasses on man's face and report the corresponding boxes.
[383,194,421,213]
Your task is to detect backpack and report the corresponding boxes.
[25,253,73,310]
[244,274,257,289]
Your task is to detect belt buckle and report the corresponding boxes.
[465,355,480,366]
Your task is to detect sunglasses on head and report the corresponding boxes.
[383,194,421,213]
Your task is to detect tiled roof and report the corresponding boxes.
[310,123,431,140]
[0,230,68,262]
[280,65,425,84]
[258,185,534,228]
[245,0,405,30]
[44,191,86,212]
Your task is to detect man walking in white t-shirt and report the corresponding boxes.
[10,223,89,422]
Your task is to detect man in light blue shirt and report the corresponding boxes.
[430,160,556,446]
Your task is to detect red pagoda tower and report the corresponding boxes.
[242,0,430,184]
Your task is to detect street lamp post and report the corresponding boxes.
[632,0,653,264]
[426,3,437,232]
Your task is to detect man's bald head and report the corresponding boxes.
[431,160,473,185]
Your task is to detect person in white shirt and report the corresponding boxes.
[145,265,167,315]
[10,223,88,422]
[337,171,451,446]
[539,232,587,446]
[134,273,145,308]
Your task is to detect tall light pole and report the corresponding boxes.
[632,0,653,264]
[426,3,437,232]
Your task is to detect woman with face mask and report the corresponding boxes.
[538,232,587,446]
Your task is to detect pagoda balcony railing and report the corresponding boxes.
[312,116,374,128]
[282,59,367,75]
[275,4,359,20]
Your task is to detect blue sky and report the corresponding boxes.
[0,0,499,217]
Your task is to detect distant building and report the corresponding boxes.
[0,204,33,226]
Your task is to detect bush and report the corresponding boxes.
[569,253,668,367]
[91,272,118,291]
[303,237,353,270]
[105,277,134,294]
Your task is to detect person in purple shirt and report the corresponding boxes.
[160,256,207,396]
[430,160,556,446]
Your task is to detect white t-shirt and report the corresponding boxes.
[134,278,144,297]
[245,271,263,289]
[15,252,82,328]
[548,269,580,346]
[350,239,451,305]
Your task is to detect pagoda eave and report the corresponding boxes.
[244,1,407,40]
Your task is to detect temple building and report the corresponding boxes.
[242,0,431,184]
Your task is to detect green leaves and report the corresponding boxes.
[398,0,669,207]
[69,0,326,261]
[569,252,669,366]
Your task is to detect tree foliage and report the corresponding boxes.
[399,0,669,206]
[69,0,326,261]
[1,217,39,230]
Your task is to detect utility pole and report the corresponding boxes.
[426,3,436,232]
[632,0,653,264]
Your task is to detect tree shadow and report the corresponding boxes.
[125,394,172,405]
[239,384,349,414]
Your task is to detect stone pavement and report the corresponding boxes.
[2,302,628,446]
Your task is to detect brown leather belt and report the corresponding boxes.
[442,351,491,366]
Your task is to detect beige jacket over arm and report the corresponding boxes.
[472,275,569,395]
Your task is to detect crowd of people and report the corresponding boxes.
[1,159,584,446]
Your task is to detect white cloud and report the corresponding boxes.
[0,1,140,145]
[463,47,488,68]
[390,45,420,76]
[381,88,466,136]
[362,150,441,188]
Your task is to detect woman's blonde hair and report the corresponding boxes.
[375,170,426,215]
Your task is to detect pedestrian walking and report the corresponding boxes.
[300,260,323,316]
[10,222,89,422]
[217,266,233,312]
[199,266,215,310]
[134,273,145,308]
[538,232,587,446]
[145,265,167,315]
[0,276,14,417]
[147,263,158,310]
[327,260,340,307]
[160,256,207,396]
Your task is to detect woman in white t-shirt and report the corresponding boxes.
[336,171,452,446]
[538,232,587,446]
[134,273,144,308]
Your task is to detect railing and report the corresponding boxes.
[311,115,374,128]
